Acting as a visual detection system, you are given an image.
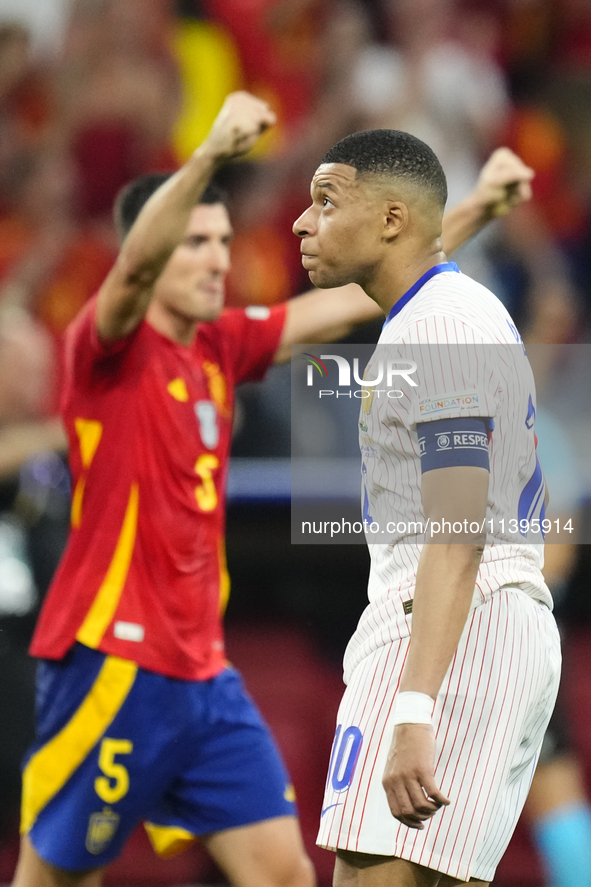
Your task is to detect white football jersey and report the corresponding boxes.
[345,262,552,681]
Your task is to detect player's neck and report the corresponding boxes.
[146,301,198,346]
[364,243,447,315]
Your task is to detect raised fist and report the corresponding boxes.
[475,147,535,218]
[203,92,276,162]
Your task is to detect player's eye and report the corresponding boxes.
[322,197,334,209]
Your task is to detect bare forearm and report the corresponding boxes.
[441,147,534,256]
[441,194,489,256]
[117,145,219,283]
[118,91,275,286]
[98,92,276,340]
[399,544,483,698]
[273,283,382,362]
[305,283,383,339]
[98,148,219,340]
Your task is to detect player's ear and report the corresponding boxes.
[383,201,408,242]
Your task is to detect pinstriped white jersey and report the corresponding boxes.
[346,264,552,682]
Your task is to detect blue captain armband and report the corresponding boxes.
[417,417,493,473]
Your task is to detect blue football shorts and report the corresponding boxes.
[21,643,296,871]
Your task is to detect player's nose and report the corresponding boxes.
[207,242,231,274]
[293,206,316,238]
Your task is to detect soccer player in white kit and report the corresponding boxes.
[293,130,561,887]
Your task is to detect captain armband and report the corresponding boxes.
[416,416,493,473]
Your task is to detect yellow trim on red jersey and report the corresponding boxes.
[144,822,197,858]
[70,477,86,529]
[21,655,137,834]
[203,361,230,418]
[75,419,103,467]
[167,378,189,402]
[76,483,139,649]
[218,538,230,616]
[71,419,104,528]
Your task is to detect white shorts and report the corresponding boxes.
[317,588,561,883]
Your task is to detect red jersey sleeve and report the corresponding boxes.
[208,305,287,385]
[61,297,141,407]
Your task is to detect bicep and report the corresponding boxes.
[421,465,489,527]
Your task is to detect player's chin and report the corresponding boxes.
[307,267,350,289]
[196,296,224,322]
[202,304,224,322]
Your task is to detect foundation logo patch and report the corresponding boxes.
[419,392,480,417]
[86,807,120,855]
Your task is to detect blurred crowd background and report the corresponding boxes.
[2,0,591,884]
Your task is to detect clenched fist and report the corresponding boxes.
[201,92,277,163]
[474,147,535,219]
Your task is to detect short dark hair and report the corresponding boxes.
[113,173,227,241]
[321,129,447,209]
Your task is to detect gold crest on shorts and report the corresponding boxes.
[85,807,120,855]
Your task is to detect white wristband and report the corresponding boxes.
[392,691,433,726]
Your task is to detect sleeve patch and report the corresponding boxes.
[417,417,492,473]
[418,391,481,418]
[245,305,271,320]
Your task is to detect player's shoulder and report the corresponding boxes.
[195,307,248,354]
[418,268,509,325]
[196,304,282,349]
[69,293,154,348]
[200,305,270,335]
[194,305,269,362]
[382,270,518,345]
[64,294,98,342]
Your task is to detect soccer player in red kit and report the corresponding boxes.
[13,91,534,887]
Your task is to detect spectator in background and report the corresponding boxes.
[170,2,244,162]
[353,0,508,202]
[0,146,115,339]
[522,404,591,887]
[499,0,591,338]
[0,306,63,480]
[491,0,584,344]
[196,0,371,304]
[350,0,509,285]
[0,300,66,849]
[345,0,584,344]
[0,22,54,204]
[0,0,73,60]
[54,0,180,223]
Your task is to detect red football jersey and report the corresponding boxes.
[31,298,286,680]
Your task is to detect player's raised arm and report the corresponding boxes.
[441,147,534,255]
[273,149,534,361]
[96,92,276,342]
[272,283,381,362]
